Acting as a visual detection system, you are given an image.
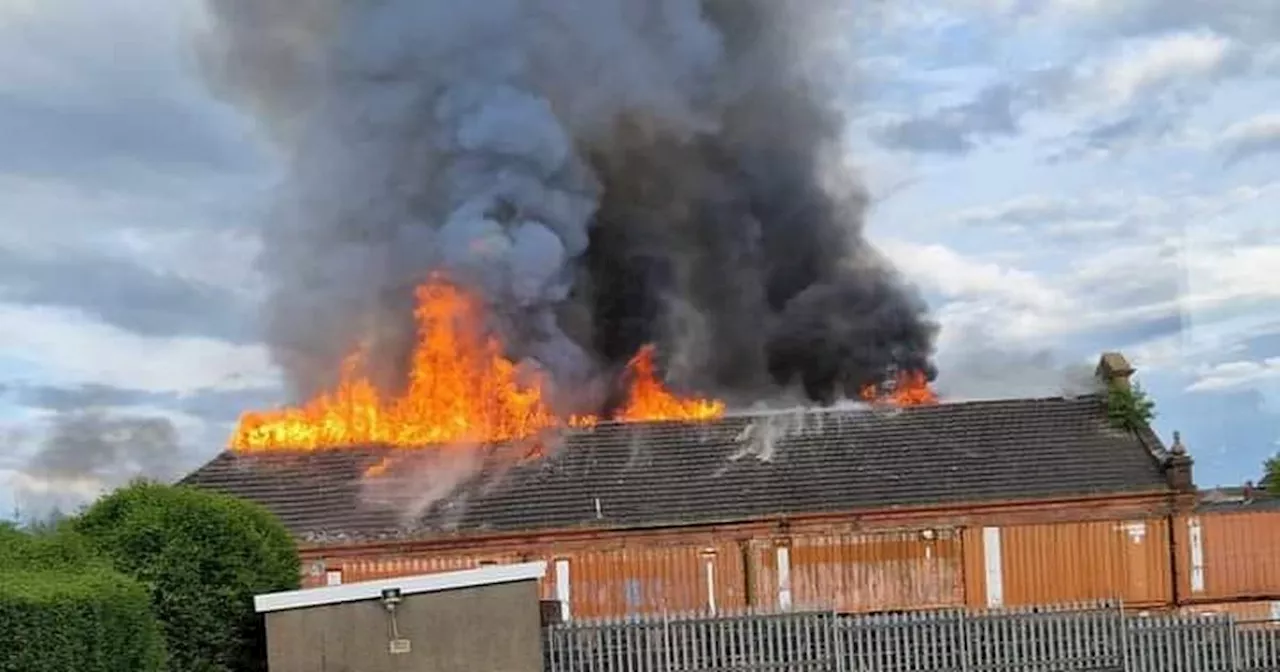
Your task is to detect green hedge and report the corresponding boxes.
[74,482,301,672]
[0,521,97,570]
[0,529,165,672]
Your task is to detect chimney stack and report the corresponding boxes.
[1095,352,1135,391]
[1164,430,1195,493]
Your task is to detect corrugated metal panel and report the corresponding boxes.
[785,530,965,613]
[556,542,747,619]
[1176,510,1280,603]
[961,527,986,607]
[747,540,780,610]
[1179,599,1280,624]
[967,519,1172,608]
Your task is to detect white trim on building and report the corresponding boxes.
[254,561,548,613]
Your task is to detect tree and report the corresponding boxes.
[73,481,301,672]
[1105,381,1156,432]
[1262,455,1280,496]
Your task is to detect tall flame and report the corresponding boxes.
[230,275,724,452]
[859,370,938,407]
[617,345,725,421]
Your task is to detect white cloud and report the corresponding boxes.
[1187,358,1280,392]
[884,178,1280,378]
[7,471,106,501]
[1221,112,1280,142]
[949,192,1153,239]
[878,239,1078,349]
[1044,0,1113,16]
[1103,32,1234,104]
[952,194,1085,226]
[878,239,1068,310]
[997,0,1280,47]
[1218,112,1280,161]
[1128,311,1280,371]
[0,303,278,394]
[945,181,1277,235]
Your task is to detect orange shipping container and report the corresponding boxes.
[748,530,964,614]
[1176,510,1280,604]
[547,542,747,620]
[964,518,1172,609]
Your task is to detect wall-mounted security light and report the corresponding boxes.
[381,587,403,611]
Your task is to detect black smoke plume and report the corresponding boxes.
[197,0,937,411]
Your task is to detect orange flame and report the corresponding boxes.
[616,345,725,421]
[229,275,724,453]
[859,370,938,407]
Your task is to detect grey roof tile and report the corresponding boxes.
[181,394,1172,542]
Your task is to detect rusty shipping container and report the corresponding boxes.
[300,541,748,619]
[1176,510,1280,604]
[544,541,748,619]
[747,529,965,614]
[964,518,1172,608]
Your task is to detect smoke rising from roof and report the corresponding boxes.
[197,0,937,411]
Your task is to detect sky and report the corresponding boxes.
[1,0,1277,518]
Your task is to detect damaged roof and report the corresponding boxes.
[180,394,1173,543]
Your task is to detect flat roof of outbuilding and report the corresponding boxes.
[254,561,547,613]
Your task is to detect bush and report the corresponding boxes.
[1105,381,1156,432]
[0,520,97,571]
[0,526,165,672]
[0,569,166,672]
[73,481,301,672]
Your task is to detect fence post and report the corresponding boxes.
[1119,602,1131,672]
[1227,614,1241,672]
[662,612,673,672]
[959,608,972,672]
[829,611,845,672]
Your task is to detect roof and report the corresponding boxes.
[1196,492,1280,513]
[254,561,546,613]
[182,394,1173,544]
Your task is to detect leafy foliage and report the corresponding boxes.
[73,481,301,672]
[0,521,96,571]
[1105,381,1156,432]
[1263,455,1280,496]
[0,526,165,672]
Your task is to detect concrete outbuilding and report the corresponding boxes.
[254,561,547,672]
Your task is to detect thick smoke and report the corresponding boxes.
[197,0,937,410]
[10,411,186,521]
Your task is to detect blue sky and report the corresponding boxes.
[1,0,1277,517]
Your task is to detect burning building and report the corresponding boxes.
[184,351,1198,617]
[183,0,1210,618]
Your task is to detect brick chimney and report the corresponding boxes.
[1164,430,1195,493]
[1095,351,1135,391]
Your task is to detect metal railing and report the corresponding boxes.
[544,603,1280,672]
